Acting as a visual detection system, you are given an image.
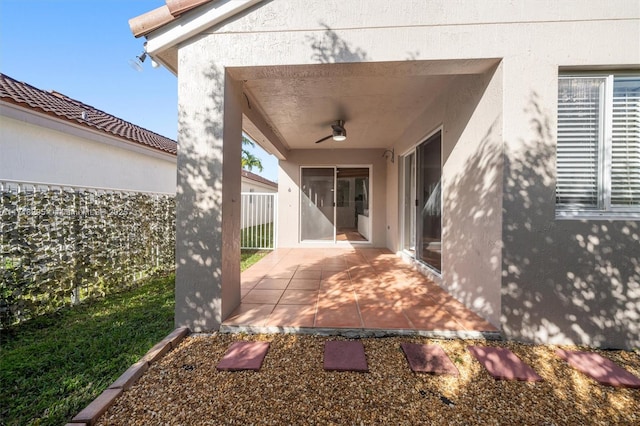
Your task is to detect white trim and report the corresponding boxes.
[0,178,174,196]
[145,0,264,58]
[0,102,177,163]
[555,72,640,217]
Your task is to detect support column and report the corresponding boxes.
[175,63,242,331]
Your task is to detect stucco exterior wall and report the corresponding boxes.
[174,0,639,347]
[174,56,243,330]
[385,66,504,327]
[0,113,176,193]
[241,178,277,193]
[277,149,386,248]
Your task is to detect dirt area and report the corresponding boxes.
[98,334,639,425]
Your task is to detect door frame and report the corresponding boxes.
[299,164,373,244]
[399,126,443,275]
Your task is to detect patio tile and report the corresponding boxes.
[454,311,498,331]
[324,341,368,372]
[321,270,350,281]
[288,278,321,290]
[297,262,324,270]
[293,269,322,280]
[319,279,353,294]
[318,288,357,305]
[360,306,412,329]
[355,289,398,308]
[223,248,497,334]
[242,289,284,304]
[224,303,275,326]
[265,270,297,279]
[316,302,362,328]
[556,349,640,388]
[468,346,543,382]
[279,289,319,305]
[240,278,261,290]
[266,304,317,327]
[216,341,270,371]
[322,264,348,272]
[402,306,465,330]
[254,278,290,290]
[401,343,460,375]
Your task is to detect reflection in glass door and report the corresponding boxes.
[401,130,442,272]
[417,131,442,272]
[336,168,370,242]
[300,168,335,241]
[402,153,416,252]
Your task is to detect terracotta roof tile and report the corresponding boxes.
[130,0,213,38]
[242,169,277,188]
[0,73,177,156]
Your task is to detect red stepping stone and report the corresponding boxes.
[556,349,640,388]
[324,341,368,372]
[216,341,270,371]
[401,343,459,376]
[468,346,542,382]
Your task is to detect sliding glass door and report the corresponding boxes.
[402,130,442,272]
[402,153,416,252]
[300,167,371,243]
[300,168,335,241]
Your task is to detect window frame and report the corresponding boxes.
[555,71,640,220]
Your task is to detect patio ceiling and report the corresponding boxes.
[230,58,499,152]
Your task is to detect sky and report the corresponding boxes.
[0,0,279,182]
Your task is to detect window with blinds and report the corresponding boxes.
[556,73,640,216]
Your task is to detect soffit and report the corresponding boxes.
[236,59,497,150]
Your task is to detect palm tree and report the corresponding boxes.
[242,135,263,172]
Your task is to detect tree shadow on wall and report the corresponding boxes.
[174,64,230,331]
[307,23,369,64]
[501,92,639,350]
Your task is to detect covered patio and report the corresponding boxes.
[222,248,498,337]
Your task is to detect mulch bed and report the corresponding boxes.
[97,333,640,425]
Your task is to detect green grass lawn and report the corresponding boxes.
[0,250,270,426]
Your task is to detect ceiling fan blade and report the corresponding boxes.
[314,134,333,144]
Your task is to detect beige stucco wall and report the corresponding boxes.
[0,112,176,193]
[241,178,277,193]
[277,149,386,247]
[174,58,243,330]
[172,0,639,347]
[385,66,504,327]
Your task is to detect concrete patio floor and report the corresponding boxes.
[222,248,499,338]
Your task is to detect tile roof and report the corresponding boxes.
[242,169,277,188]
[129,0,213,38]
[0,73,177,156]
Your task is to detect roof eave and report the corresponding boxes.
[141,0,264,70]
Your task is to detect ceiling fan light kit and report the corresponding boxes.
[315,120,347,144]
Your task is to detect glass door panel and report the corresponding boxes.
[336,167,370,242]
[402,153,416,252]
[417,131,442,272]
[300,168,335,241]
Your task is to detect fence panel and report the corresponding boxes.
[0,180,175,327]
[241,192,277,250]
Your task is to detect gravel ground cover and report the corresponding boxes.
[98,334,639,425]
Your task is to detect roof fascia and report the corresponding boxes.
[1,102,177,163]
[145,0,263,58]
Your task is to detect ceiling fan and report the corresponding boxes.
[314,120,347,144]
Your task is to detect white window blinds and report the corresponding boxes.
[611,76,640,207]
[556,77,604,207]
[556,73,640,216]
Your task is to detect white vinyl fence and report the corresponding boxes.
[241,192,277,250]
